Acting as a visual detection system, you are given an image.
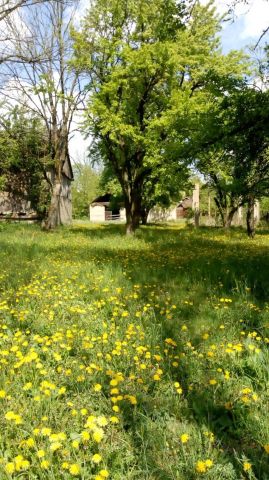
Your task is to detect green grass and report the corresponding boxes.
[0,221,269,479]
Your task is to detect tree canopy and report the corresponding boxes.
[72,0,247,233]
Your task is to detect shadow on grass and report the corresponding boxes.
[1,223,269,478]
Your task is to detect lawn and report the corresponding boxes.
[0,222,269,479]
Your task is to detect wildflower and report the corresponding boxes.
[26,438,35,448]
[243,462,252,472]
[92,429,104,443]
[209,379,217,385]
[0,390,6,398]
[37,450,45,458]
[94,384,102,392]
[99,470,109,478]
[50,441,61,452]
[264,444,269,454]
[110,416,119,424]
[81,430,90,441]
[92,453,102,464]
[180,433,189,444]
[196,461,207,473]
[97,416,108,426]
[41,460,50,470]
[69,463,81,475]
[5,462,15,474]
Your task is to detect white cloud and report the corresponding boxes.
[201,0,269,39]
[237,0,269,39]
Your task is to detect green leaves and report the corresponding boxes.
[71,0,248,230]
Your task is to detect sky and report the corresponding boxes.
[208,0,269,52]
[68,0,269,161]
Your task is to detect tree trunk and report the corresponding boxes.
[194,209,200,228]
[141,206,149,225]
[125,191,142,235]
[43,177,62,230]
[247,195,255,238]
[224,207,237,228]
[214,197,225,226]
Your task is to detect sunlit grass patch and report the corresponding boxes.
[0,223,269,479]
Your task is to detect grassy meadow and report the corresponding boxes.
[0,222,269,479]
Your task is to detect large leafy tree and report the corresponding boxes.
[73,0,245,234]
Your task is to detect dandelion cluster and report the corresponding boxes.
[0,222,268,479]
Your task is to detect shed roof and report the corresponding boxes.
[91,193,112,206]
[177,197,192,209]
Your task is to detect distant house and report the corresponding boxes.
[148,196,195,222]
[0,169,37,220]
[0,156,73,223]
[89,194,126,222]
[175,197,193,218]
[89,192,196,223]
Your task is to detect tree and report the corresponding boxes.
[0,106,50,215]
[194,86,269,235]
[73,0,245,234]
[1,0,86,228]
[72,163,100,218]
[0,0,56,21]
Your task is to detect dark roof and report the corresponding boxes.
[178,197,192,208]
[91,194,112,206]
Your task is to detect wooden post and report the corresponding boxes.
[192,183,200,228]
[254,200,260,225]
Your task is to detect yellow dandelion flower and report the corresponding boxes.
[180,433,189,444]
[243,462,252,472]
[69,463,80,476]
[92,453,102,464]
[92,429,104,443]
[209,379,217,385]
[110,416,119,424]
[196,461,207,473]
[94,384,102,392]
[99,469,109,478]
[41,460,50,470]
[5,462,15,474]
[37,450,45,458]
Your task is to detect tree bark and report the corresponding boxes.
[141,206,149,225]
[124,189,142,235]
[224,207,237,228]
[214,197,225,226]
[194,209,200,228]
[43,178,62,229]
[247,195,255,238]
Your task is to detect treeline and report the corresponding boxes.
[0,0,268,236]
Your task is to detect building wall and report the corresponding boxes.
[0,191,32,214]
[90,205,106,222]
[120,208,126,221]
[148,206,177,222]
